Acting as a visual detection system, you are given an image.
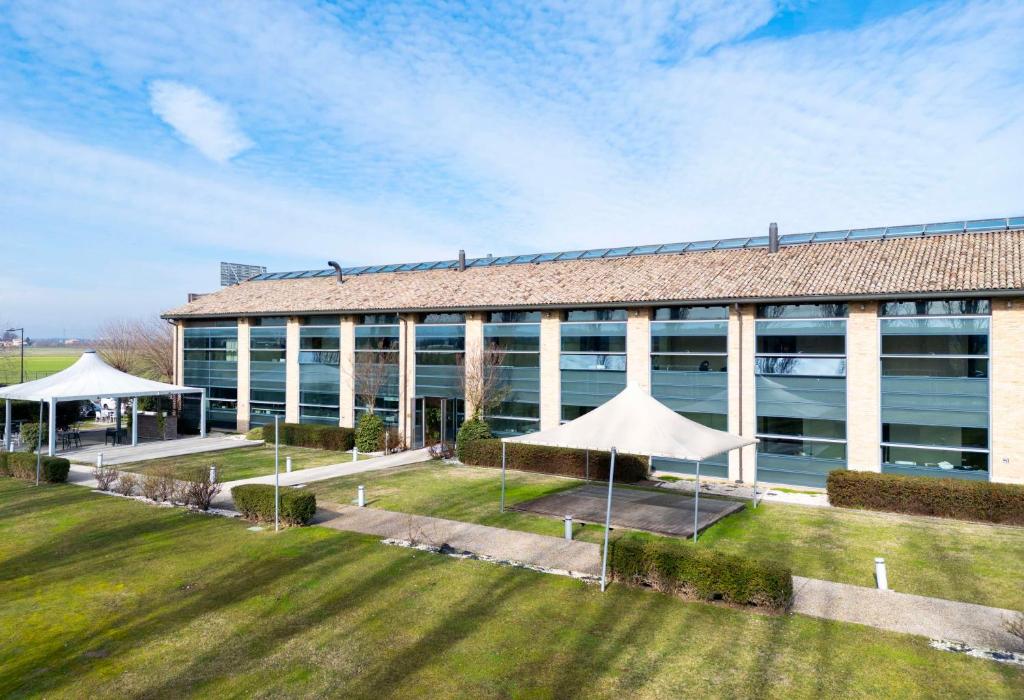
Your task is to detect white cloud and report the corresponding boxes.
[148,80,253,162]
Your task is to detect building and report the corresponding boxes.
[163,216,1024,489]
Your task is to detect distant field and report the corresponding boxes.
[0,347,82,382]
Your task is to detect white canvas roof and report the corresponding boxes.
[502,383,755,461]
[0,350,201,402]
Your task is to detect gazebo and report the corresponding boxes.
[501,383,756,590]
[0,350,207,456]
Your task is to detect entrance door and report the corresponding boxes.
[412,397,464,448]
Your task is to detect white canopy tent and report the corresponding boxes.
[501,383,756,590]
[0,350,206,457]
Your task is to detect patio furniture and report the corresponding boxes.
[104,427,126,446]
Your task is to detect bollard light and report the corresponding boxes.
[353,445,359,462]
[286,456,292,474]
[564,515,573,541]
[875,557,888,590]
[209,465,216,483]
[97,452,103,469]
[357,485,366,507]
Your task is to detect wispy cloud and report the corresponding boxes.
[0,0,1023,335]
[148,80,252,162]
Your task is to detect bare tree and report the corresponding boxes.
[96,319,139,373]
[95,317,174,381]
[353,340,398,416]
[459,341,510,420]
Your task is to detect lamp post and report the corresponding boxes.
[5,328,24,384]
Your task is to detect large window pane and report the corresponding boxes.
[881,357,988,378]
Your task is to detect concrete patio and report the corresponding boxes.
[512,483,745,538]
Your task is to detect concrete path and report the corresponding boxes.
[317,504,603,577]
[651,473,830,508]
[63,435,263,466]
[210,448,432,508]
[316,503,1022,652]
[791,576,1022,652]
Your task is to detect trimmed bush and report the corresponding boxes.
[19,422,47,452]
[231,484,317,526]
[459,439,648,483]
[0,452,71,483]
[455,418,492,462]
[609,535,792,611]
[355,413,385,453]
[262,422,354,451]
[827,470,1024,525]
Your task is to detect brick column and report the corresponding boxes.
[625,307,651,391]
[463,312,484,419]
[846,301,881,472]
[338,315,356,428]
[737,304,757,483]
[990,297,1024,484]
[398,314,417,444]
[539,310,562,429]
[236,319,251,433]
[285,318,301,423]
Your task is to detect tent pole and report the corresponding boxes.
[3,399,10,452]
[585,449,589,482]
[693,461,701,543]
[47,398,57,457]
[115,398,121,446]
[500,441,506,513]
[600,447,616,592]
[131,399,139,446]
[199,389,207,437]
[752,452,759,508]
[274,416,280,532]
[35,400,43,485]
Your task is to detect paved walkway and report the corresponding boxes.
[317,504,602,576]
[63,435,263,465]
[317,504,1022,652]
[650,474,830,508]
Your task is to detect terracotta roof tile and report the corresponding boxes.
[163,230,1024,318]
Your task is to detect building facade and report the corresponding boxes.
[165,218,1024,488]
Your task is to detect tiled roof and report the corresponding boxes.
[163,230,1024,318]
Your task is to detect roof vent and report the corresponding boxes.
[327,260,344,283]
[768,223,779,253]
[458,249,466,272]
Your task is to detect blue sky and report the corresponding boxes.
[1,0,1022,337]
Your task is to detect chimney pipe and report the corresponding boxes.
[458,249,466,272]
[327,260,344,283]
[768,223,779,253]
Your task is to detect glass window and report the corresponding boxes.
[359,313,399,325]
[297,315,340,326]
[250,316,288,326]
[880,299,990,317]
[565,309,627,322]
[421,313,465,324]
[488,311,542,323]
[653,306,728,321]
[882,423,987,449]
[881,357,987,378]
[757,335,845,355]
[882,445,987,473]
[755,357,846,376]
[757,303,848,319]
[758,416,846,440]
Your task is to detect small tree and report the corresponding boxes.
[355,412,385,453]
[96,319,139,373]
[456,417,492,462]
[459,341,510,420]
[20,422,46,452]
[352,341,398,419]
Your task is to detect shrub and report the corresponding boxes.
[231,484,317,526]
[459,439,648,483]
[139,471,166,501]
[355,413,385,453]
[245,427,264,440]
[826,470,1024,526]
[19,422,47,452]
[0,452,71,483]
[114,472,138,497]
[262,422,354,451]
[178,468,221,511]
[609,535,792,611]
[455,418,492,462]
[93,464,119,491]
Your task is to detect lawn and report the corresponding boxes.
[308,463,1024,610]
[1,479,1021,698]
[0,348,82,380]
[120,444,361,482]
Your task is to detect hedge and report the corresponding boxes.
[610,535,792,611]
[827,470,1024,525]
[459,439,648,483]
[261,422,354,451]
[0,452,71,483]
[455,418,492,462]
[231,484,317,526]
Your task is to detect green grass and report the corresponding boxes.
[1,479,1021,698]
[310,463,1024,610]
[120,444,360,482]
[1,348,82,374]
